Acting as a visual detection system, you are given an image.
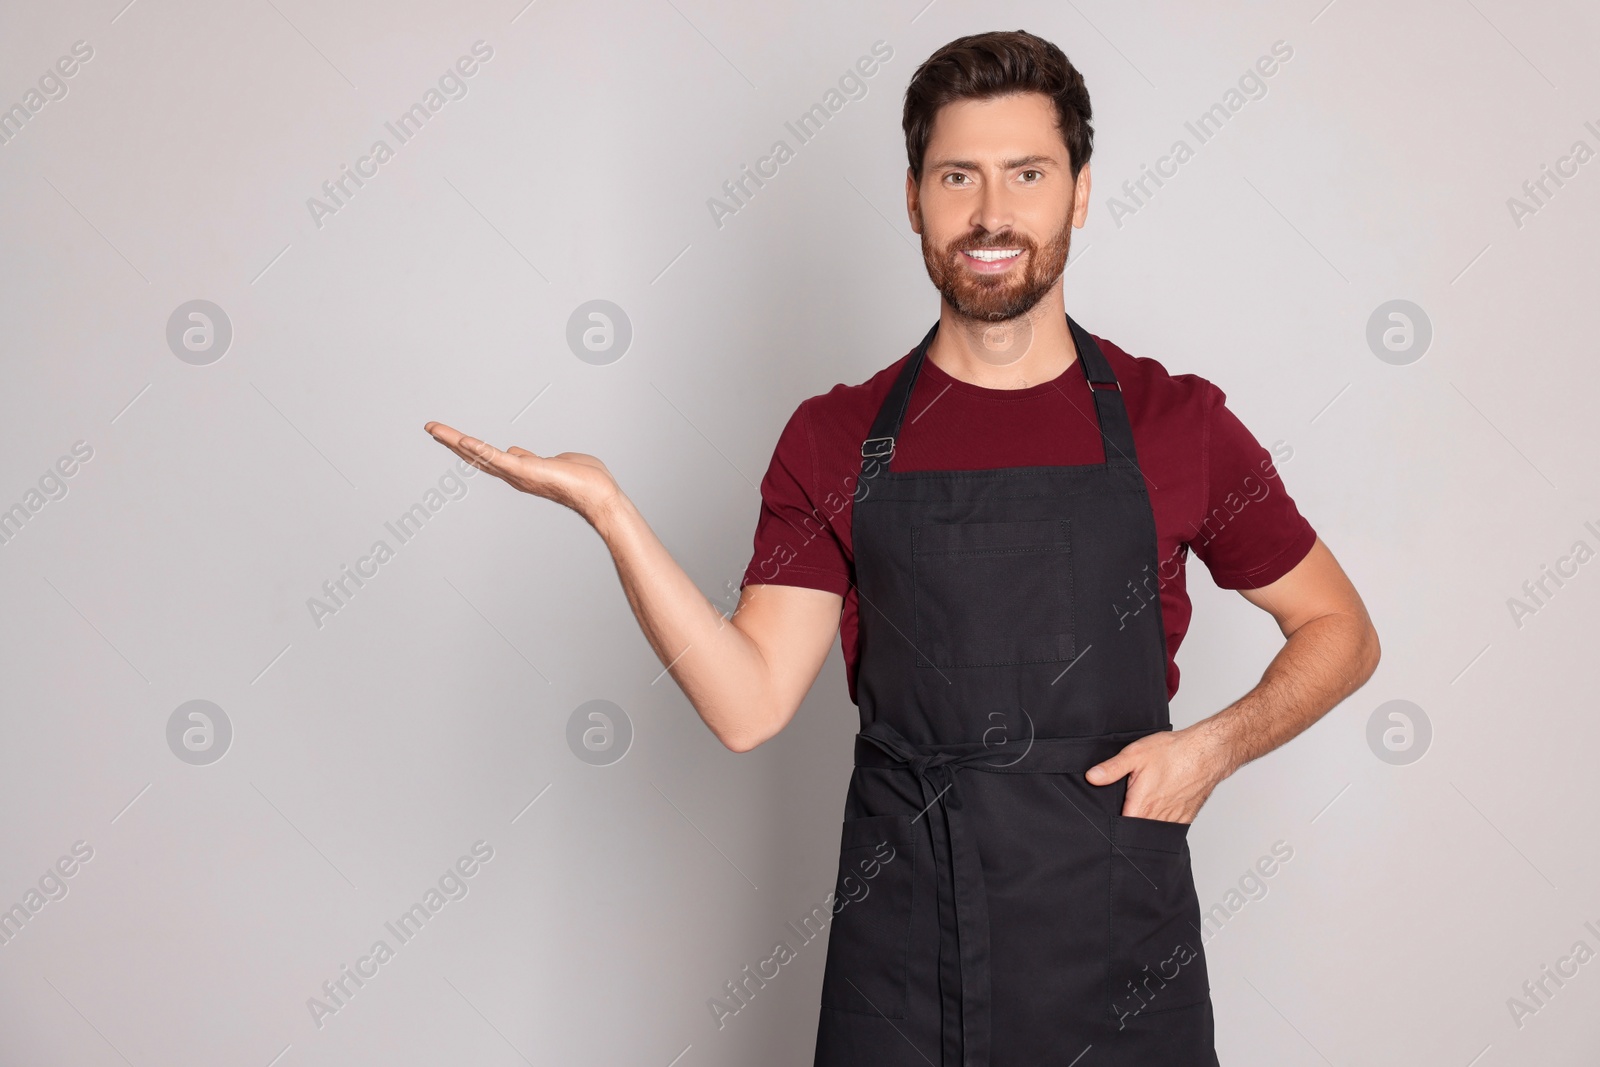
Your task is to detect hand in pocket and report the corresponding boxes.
[1086,723,1233,824]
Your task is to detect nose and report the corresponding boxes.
[974,174,1015,239]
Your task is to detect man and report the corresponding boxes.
[425,29,1379,1067]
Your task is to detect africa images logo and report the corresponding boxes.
[305,41,494,230]
[707,839,898,1031]
[705,40,892,230]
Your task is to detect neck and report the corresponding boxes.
[926,286,1075,390]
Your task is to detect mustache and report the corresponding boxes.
[953,234,1033,252]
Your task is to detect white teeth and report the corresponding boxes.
[966,248,1021,262]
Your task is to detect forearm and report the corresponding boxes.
[1088,540,1381,820]
[589,492,779,749]
[1195,610,1381,779]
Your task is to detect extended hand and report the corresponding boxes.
[424,421,620,522]
[1084,724,1233,824]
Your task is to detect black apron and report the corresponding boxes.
[814,313,1219,1066]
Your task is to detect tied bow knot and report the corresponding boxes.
[909,753,963,810]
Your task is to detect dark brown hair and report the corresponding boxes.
[902,30,1093,185]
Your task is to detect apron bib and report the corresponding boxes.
[814,313,1219,1067]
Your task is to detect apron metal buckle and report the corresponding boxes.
[861,436,896,460]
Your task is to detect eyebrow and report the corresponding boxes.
[926,154,1060,171]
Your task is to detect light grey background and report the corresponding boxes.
[2,0,1597,1064]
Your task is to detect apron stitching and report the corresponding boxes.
[841,976,937,1067]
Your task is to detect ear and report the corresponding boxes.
[1071,163,1092,228]
[905,167,923,235]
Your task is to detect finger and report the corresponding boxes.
[506,446,536,458]
[425,422,479,454]
[454,435,506,473]
[1086,750,1136,785]
[431,426,506,475]
[426,423,533,493]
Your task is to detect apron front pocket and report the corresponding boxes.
[819,814,915,1018]
[1106,814,1210,1022]
[911,518,1074,669]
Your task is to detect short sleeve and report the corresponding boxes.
[739,399,853,596]
[1188,388,1317,589]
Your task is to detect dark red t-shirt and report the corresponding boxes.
[739,329,1317,705]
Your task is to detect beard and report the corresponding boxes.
[921,211,1073,324]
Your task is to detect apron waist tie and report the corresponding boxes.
[854,719,1168,1067]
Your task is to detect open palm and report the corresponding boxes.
[424,421,619,519]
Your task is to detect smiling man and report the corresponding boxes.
[425,29,1379,1067]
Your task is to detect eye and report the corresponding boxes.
[944,172,970,186]
[1020,169,1043,182]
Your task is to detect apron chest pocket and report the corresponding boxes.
[1107,814,1211,1022]
[912,518,1074,669]
[819,814,915,1018]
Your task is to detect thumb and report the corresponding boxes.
[505,446,536,458]
[1086,751,1134,786]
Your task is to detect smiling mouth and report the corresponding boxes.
[962,248,1023,262]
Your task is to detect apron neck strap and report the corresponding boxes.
[859,312,1141,473]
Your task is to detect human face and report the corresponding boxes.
[907,92,1091,323]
